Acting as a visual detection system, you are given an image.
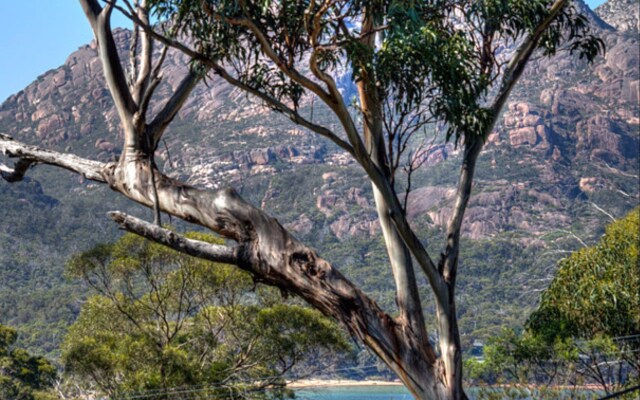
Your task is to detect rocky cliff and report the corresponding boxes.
[595,0,639,32]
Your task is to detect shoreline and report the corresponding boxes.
[287,379,605,391]
[287,379,403,388]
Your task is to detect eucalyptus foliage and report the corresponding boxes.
[0,324,57,400]
[468,209,640,396]
[149,0,602,142]
[63,232,349,399]
[527,207,639,341]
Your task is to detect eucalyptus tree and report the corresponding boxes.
[0,0,602,398]
[469,208,639,395]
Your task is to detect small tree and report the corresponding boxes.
[0,324,57,400]
[527,208,640,343]
[472,208,640,396]
[62,232,348,399]
[0,0,603,398]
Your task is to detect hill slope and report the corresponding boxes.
[0,0,638,357]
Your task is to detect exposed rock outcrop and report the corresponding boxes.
[595,0,639,32]
[0,0,637,244]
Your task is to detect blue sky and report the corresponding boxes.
[0,0,608,102]
[0,1,128,102]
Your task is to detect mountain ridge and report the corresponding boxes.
[595,0,639,32]
[0,0,638,356]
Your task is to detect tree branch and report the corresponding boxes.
[148,69,202,146]
[441,139,483,284]
[138,46,169,125]
[354,11,429,346]
[104,5,356,158]
[105,0,443,324]
[229,16,334,108]
[210,65,356,157]
[0,133,107,182]
[443,0,572,281]
[0,133,438,397]
[128,17,140,88]
[224,10,368,164]
[308,0,342,101]
[109,211,239,264]
[131,0,153,106]
[490,0,569,126]
[80,0,137,134]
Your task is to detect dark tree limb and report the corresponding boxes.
[0,156,34,183]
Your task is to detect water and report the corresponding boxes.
[295,385,412,400]
[295,386,605,399]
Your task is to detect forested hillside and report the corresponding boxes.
[0,0,637,359]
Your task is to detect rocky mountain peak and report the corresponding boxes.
[595,0,639,32]
[0,5,638,245]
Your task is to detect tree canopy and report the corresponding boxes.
[527,207,640,341]
[62,232,349,399]
[469,208,640,396]
[0,324,57,400]
[148,0,602,145]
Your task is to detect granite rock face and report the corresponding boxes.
[0,0,638,244]
[595,0,639,33]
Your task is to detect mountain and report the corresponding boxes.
[595,0,639,32]
[0,0,638,357]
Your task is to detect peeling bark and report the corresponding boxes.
[0,133,439,398]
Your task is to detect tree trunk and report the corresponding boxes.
[350,13,468,399]
[0,133,448,398]
[435,286,466,400]
[109,153,449,398]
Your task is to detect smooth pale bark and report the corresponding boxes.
[356,14,430,351]
[352,14,468,398]
[432,3,570,397]
[0,134,440,398]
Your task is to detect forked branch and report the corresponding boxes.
[442,0,572,282]
[80,0,136,130]
[0,132,438,398]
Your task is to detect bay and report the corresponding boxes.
[295,385,411,400]
[295,385,605,399]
